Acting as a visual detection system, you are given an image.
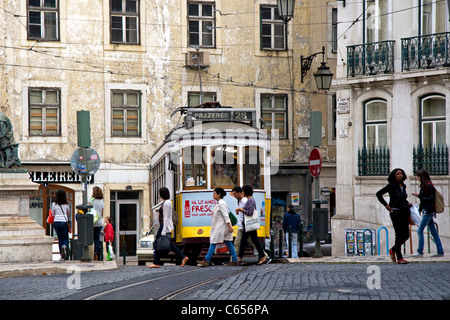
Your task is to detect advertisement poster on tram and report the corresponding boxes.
[182,192,266,227]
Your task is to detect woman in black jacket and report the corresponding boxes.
[376,168,412,264]
[411,169,444,257]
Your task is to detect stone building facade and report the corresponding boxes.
[1,0,337,258]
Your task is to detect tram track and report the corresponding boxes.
[159,266,250,300]
[82,265,250,301]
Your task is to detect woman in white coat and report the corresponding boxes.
[198,187,239,267]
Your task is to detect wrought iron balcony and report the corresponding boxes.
[413,144,449,175]
[347,40,395,77]
[401,32,450,71]
[358,145,390,176]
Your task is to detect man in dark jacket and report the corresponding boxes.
[283,205,302,258]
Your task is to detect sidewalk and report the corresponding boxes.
[0,260,118,278]
[0,254,448,278]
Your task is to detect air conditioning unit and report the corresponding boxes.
[186,51,210,68]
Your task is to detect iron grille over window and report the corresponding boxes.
[358,145,390,176]
[413,144,449,175]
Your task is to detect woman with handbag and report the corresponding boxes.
[198,187,239,267]
[52,189,71,261]
[147,187,189,268]
[376,168,412,264]
[91,186,104,261]
[236,185,269,265]
[411,169,445,258]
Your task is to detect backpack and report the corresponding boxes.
[435,189,445,214]
[428,183,445,213]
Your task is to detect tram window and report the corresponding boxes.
[183,146,206,188]
[211,146,238,188]
[243,146,263,189]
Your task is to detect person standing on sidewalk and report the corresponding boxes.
[52,189,71,261]
[411,169,444,258]
[376,168,412,264]
[91,186,104,261]
[283,205,302,258]
[147,187,189,268]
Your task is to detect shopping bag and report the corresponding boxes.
[156,234,171,251]
[244,209,260,232]
[410,204,421,226]
[46,209,54,224]
[107,244,115,261]
[214,243,230,254]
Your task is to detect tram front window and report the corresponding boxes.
[212,146,238,188]
[243,146,263,189]
[183,146,206,188]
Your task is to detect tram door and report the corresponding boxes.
[115,200,139,257]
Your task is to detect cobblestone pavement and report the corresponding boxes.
[177,263,450,300]
[0,261,449,301]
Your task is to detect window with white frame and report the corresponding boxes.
[366,0,388,43]
[188,92,216,106]
[364,99,387,148]
[187,1,215,48]
[111,90,141,137]
[29,88,60,136]
[261,94,287,139]
[27,0,59,41]
[260,5,286,50]
[110,0,139,44]
[421,95,446,147]
[421,0,448,35]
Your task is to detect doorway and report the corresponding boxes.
[29,185,75,236]
[110,191,140,257]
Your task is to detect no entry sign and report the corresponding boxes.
[308,148,322,177]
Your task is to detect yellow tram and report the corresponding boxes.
[150,103,271,262]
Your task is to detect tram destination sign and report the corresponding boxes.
[186,109,256,127]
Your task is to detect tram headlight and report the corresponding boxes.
[138,240,152,248]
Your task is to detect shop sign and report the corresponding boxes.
[28,171,94,184]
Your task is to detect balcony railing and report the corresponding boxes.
[401,32,450,71]
[347,40,395,77]
[413,144,449,175]
[358,145,390,176]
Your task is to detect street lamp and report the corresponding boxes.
[277,0,295,23]
[301,46,334,91]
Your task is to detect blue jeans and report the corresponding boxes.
[205,241,238,263]
[53,222,69,253]
[417,213,444,255]
[286,232,299,258]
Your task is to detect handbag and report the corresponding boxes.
[244,209,260,232]
[156,234,171,251]
[228,211,237,226]
[409,204,421,226]
[46,209,54,224]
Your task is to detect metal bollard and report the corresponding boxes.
[299,222,304,257]
[122,236,126,265]
[279,229,283,259]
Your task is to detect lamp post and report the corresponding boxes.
[301,46,334,91]
[277,0,295,23]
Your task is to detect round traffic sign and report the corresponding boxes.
[70,148,100,176]
[308,148,322,177]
